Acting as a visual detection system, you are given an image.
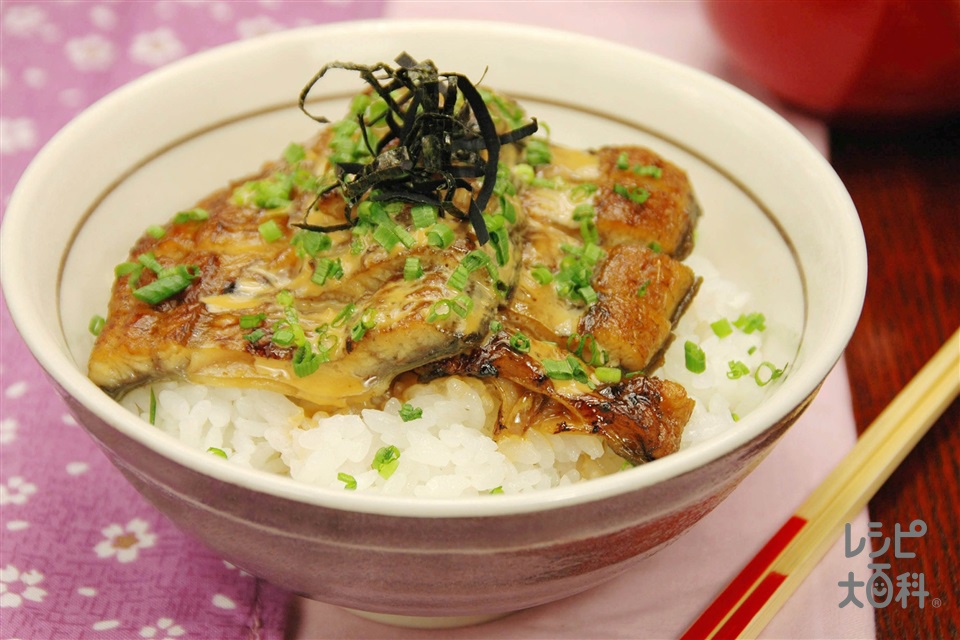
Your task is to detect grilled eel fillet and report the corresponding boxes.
[425,144,701,463]
[89,112,700,464]
[89,128,525,408]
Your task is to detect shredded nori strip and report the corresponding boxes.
[296,53,538,245]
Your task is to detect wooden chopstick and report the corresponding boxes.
[680,327,960,640]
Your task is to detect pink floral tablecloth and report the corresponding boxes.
[1,3,384,638]
[2,2,875,639]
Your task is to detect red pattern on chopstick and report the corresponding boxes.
[679,515,807,640]
[714,571,788,639]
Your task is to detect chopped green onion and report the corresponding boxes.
[493,162,517,196]
[88,315,105,336]
[595,366,622,384]
[276,290,294,307]
[509,332,531,353]
[372,223,400,251]
[525,139,552,166]
[292,342,321,378]
[115,261,142,279]
[512,163,535,184]
[283,142,306,164]
[404,257,423,281]
[138,252,163,274]
[393,224,416,249]
[449,293,474,318]
[616,152,630,170]
[570,182,598,201]
[311,257,344,286]
[239,313,266,329]
[426,223,455,249]
[613,183,650,204]
[499,196,517,224]
[372,445,401,479]
[583,243,605,263]
[272,327,295,346]
[579,218,599,245]
[490,226,511,266]
[350,236,365,255]
[461,250,492,274]
[259,219,284,243]
[132,265,199,305]
[146,225,166,239]
[530,266,553,285]
[149,387,157,425]
[572,204,595,221]
[579,285,598,305]
[732,412,740,422]
[633,164,663,178]
[290,229,331,257]
[316,331,339,355]
[365,97,389,122]
[727,360,750,380]
[172,208,209,224]
[734,312,767,334]
[399,403,423,422]
[447,265,470,291]
[489,486,504,495]
[565,355,590,384]
[531,177,558,189]
[637,280,651,297]
[427,295,473,323]
[244,328,265,343]
[233,174,293,209]
[542,358,574,380]
[755,361,785,387]
[748,346,758,355]
[350,308,377,342]
[332,303,356,328]
[684,340,706,374]
[647,241,662,253]
[338,472,357,490]
[567,332,607,367]
[207,447,228,459]
[489,320,503,333]
[426,299,451,323]
[410,204,438,229]
[484,213,505,232]
[349,93,371,116]
[711,318,733,338]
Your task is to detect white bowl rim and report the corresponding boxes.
[0,19,866,518]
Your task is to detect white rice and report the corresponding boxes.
[121,259,789,497]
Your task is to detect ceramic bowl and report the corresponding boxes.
[0,21,866,624]
[704,0,960,122]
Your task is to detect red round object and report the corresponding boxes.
[704,0,960,121]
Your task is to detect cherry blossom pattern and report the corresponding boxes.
[90,5,117,30]
[0,476,38,506]
[139,617,186,639]
[0,565,47,609]
[236,16,283,39]
[223,560,252,577]
[65,34,116,71]
[94,518,157,563]
[5,380,29,399]
[129,28,185,67]
[23,67,47,88]
[2,4,47,38]
[0,417,18,445]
